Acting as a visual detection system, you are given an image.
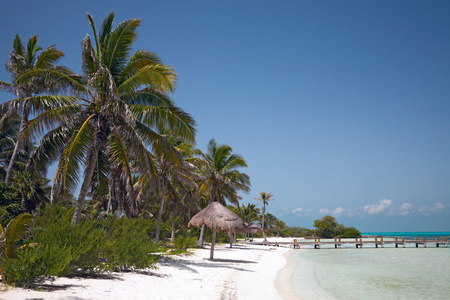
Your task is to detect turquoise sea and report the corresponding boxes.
[362,231,450,238]
[281,232,450,299]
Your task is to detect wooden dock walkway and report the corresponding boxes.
[244,236,449,249]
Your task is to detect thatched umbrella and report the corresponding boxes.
[244,222,263,241]
[188,201,245,259]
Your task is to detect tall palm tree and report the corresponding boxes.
[254,191,274,241]
[239,203,260,223]
[47,13,196,225]
[190,138,251,246]
[0,34,82,185]
[194,139,250,205]
[136,136,200,243]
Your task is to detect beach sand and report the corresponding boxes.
[0,239,295,300]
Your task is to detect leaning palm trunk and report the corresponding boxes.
[72,146,100,225]
[196,225,205,247]
[4,112,28,185]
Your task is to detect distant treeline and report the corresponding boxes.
[277,215,361,238]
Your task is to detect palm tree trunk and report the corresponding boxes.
[210,227,216,260]
[72,146,99,225]
[106,178,113,215]
[155,176,166,243]
[197,224,205,247]
[197,184,216,247]
[170,212,175,243]
[262,204,266,241]
[5,113,28,185]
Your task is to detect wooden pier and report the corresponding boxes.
[245,236,449,249]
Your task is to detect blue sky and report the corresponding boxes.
[1,1,449,231]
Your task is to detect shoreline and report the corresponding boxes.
[276,250,300,300]
[0,240,293,300]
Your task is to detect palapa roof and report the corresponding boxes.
[188,202,245,233]
[244,222,263,234]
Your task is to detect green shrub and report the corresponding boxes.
[2,205,161,287]
[1,243,72,287]
[100,216,159,272]
[31,206,106,275]
[340,226,361,238]
[203,228,230,244]
[174,235,197,251]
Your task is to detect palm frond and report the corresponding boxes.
[12,34,24,57]
[15,69,88,95]
[102,18,141,76]
[81,35,98,76]
[98,12,115,45]
[86,13,100,57]
[107,130,137,214]
[129,104,196,143]
[118,64,177,95]
[54,115,95,195]
[120,50,163,80]
[22,104,82,140]
[122,88,175,106]
[0,80,12,93]
[222,154,248,172]
[25,35,41,67]
[27,123,79,176]
[34,46,64,69]
[2,213,32,259]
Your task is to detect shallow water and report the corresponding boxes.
[285,243,450,299]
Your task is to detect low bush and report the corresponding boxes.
[174,235,197,251]
[2,243,72,287]
[101,216,159,272]
[2,205,160,287]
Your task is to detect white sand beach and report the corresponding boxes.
[0,239,296,300]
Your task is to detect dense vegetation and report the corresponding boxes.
[313,215,361,238]
[0,12,360,287]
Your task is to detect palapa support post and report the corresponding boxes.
[210,228,217,260]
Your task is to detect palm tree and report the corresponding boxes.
[190,139,250,246]
[273,219,286,237]
[136,136,200,243]
[254,192,274,241]
[239,203,260,223]
[0,34,81,185]
[12,171,50,213]
[239,203,260,240]
[47,13,196,225]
